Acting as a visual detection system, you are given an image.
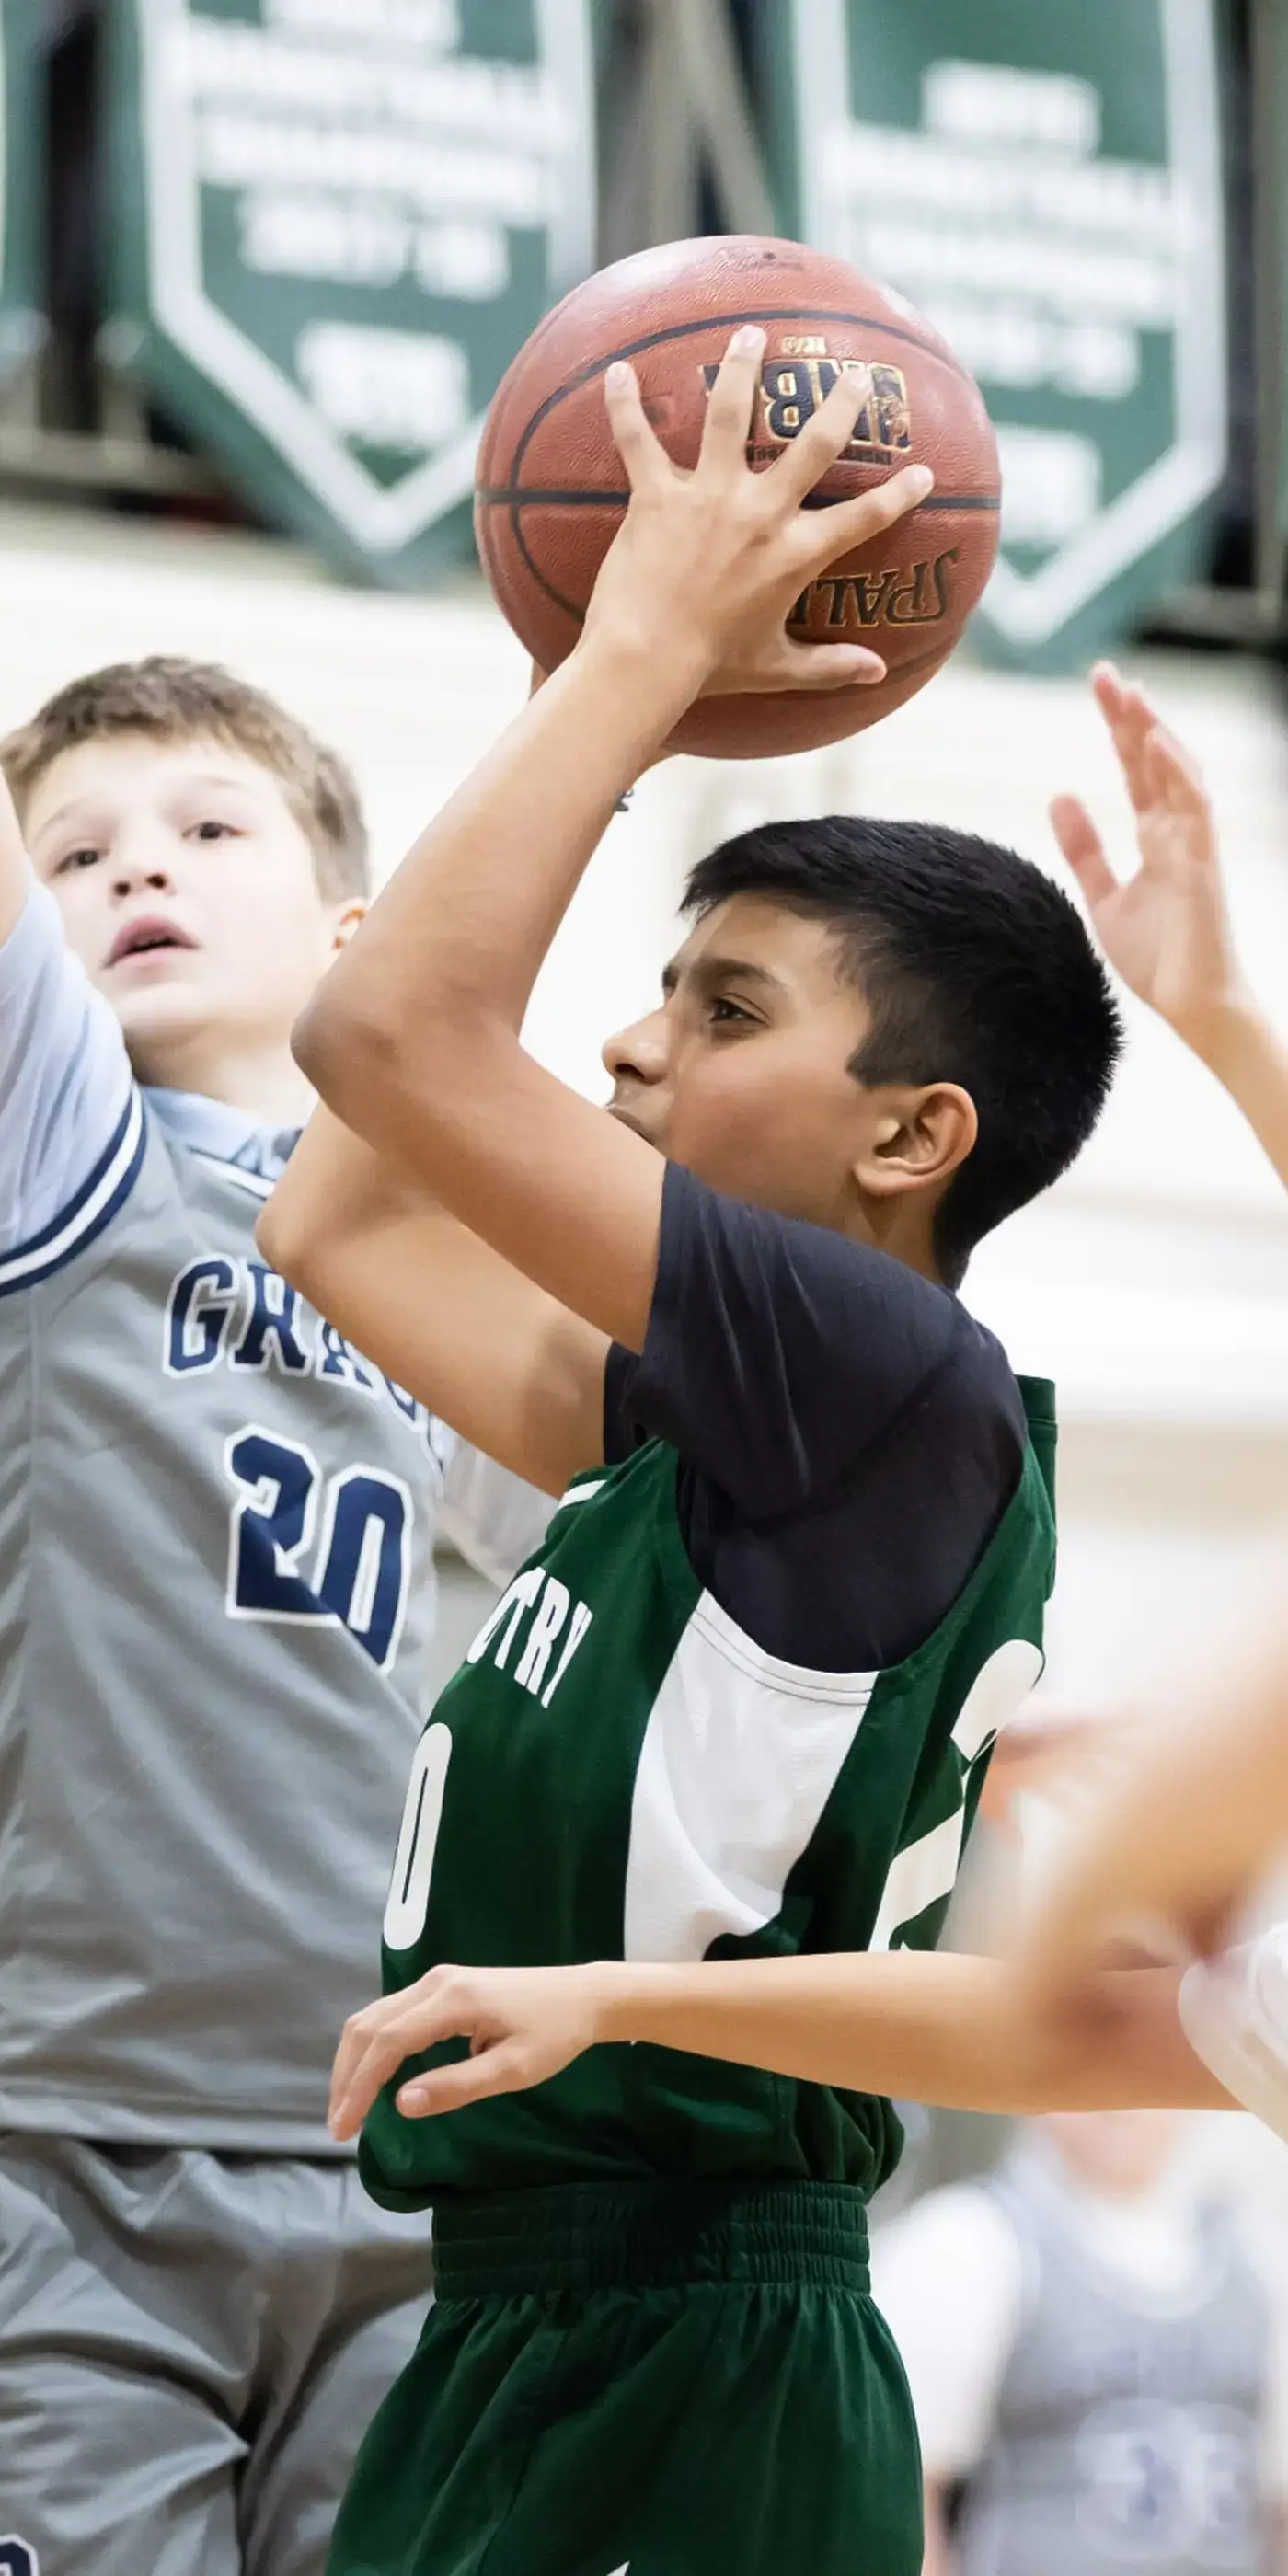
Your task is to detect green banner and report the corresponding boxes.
[0,3,46,385]
[765,0,1227,672]
[109,0,595,586]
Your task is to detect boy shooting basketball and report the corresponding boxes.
[0,661,546,2576]
[318,679,1282,2150]
[261,330,1121,2576]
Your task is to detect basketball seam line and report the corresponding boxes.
[477,488,1000,513]
[499,305,974,487]
[495,493,993,627]
[494,303,978,493]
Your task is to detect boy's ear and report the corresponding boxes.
[854,1082,977,1201]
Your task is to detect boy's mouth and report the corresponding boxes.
[606,1100,653,1144]
[107,914,198,968]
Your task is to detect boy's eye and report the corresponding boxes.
[189,818,236,843]
[56,845,101,875]
[708,995,754,1026]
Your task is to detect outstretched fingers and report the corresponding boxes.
[696,324,767,478]
[767,358,906,504]
[1141,719,1212,825]
[766,361,869,500]
[1091,662,1201,816]
[791,461,935,580]
[1091,665,1157,813]
[1051,793,1120,913]
[603,360,673,493]
[1090,660,1152,744]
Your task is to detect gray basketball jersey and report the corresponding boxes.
[956,2151,1271,2576]
[0,1090,528,2151]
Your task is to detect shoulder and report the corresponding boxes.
[629,1162,1024,1449]
[673,1165,1020,1392]
[924,1307,1029,1474]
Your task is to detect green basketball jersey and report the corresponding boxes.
[362,1377,1054,2209]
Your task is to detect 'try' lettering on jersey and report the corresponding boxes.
[466,1568,593,1708]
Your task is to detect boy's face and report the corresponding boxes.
[25,731,358,1080]
[603,893,898,1232]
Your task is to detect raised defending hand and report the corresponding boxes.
[328,1960,610,2137]
[1051,662,1248,1059]
[584,324,934,698]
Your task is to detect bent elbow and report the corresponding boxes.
[292,983,374,1104]
[295,979,496,1130]
[293,985,419,1144]
[255,1189,310,1287]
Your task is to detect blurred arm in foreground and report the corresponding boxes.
[1018,1612,1288,2006]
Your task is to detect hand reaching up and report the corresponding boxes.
[1052,662,1248,1062]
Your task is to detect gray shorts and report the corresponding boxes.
[0,2133,435,2576]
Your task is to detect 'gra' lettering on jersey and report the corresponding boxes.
[466,1566,593,1708]
[163,1255,440,1452]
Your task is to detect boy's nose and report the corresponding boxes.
[111,828,177,899]
[602,1008,668,1085]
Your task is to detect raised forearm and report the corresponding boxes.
[1198,997,1288,1197]
[284,638,679,1350]
[592,1951,1229,2113]
[296,637,694,1095]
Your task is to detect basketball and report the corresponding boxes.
[475,235,1001,759]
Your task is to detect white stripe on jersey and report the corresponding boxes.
[0,1087,146,1294]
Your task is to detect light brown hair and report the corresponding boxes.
[1,655,369,899]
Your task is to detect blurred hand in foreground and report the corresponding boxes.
[1016,1607,1288,2009]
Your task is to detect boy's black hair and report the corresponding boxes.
[684,815,1122,1286]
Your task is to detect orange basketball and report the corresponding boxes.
[475,235,1000,760]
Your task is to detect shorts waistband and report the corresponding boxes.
[430,2179,870,2298]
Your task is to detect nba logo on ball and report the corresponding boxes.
[475,234,1001,760]
[700,350,914,463]
[698,339,958,648]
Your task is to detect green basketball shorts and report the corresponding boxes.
[328,2178,923,2576]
